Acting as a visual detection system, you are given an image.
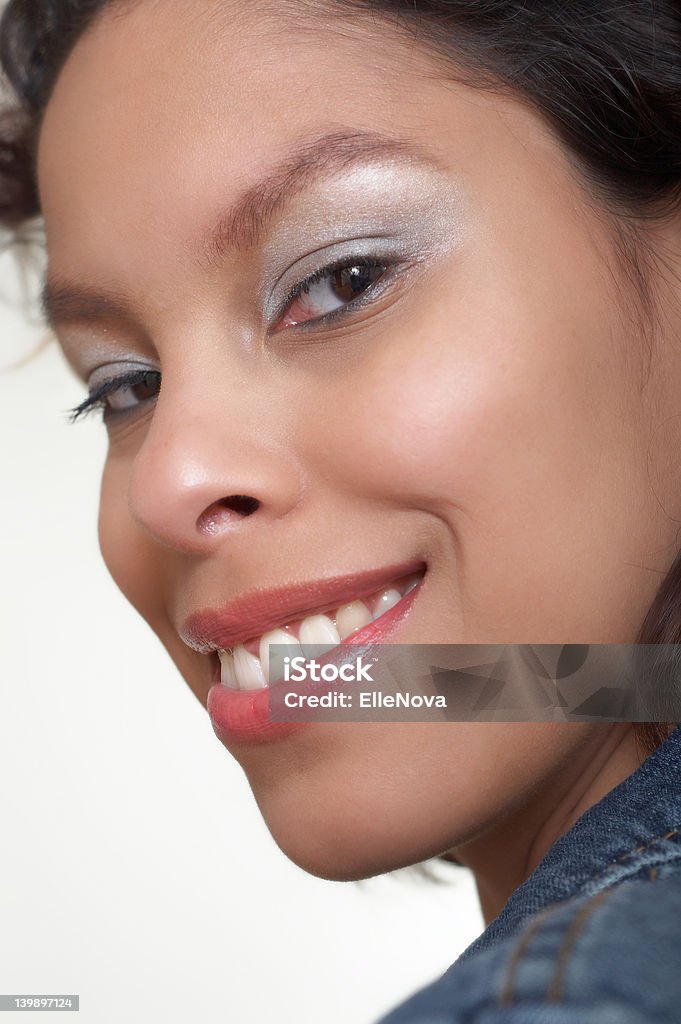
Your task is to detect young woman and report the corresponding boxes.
[2,1,681,1020]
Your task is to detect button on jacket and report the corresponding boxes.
[378,724,681,1024]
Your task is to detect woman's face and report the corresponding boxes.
[37,0,681,882]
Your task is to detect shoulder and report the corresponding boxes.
[377,873,681,1024]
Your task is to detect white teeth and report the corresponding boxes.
[217,572,424,689]
[372,588,402,619]
[259,629,303,684]
[218,649,239,689]
[298,613,341,656]
[233,644,267,690]
[336,600,373,640]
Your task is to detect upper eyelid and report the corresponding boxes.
[86,358,158,389]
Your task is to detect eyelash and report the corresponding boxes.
[67,254,400,424]
[67,368,162,424]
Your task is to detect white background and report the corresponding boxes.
[0,243,482,1024]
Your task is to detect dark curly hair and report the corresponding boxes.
[1,0,680,757]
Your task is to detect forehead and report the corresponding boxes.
[37,1,447,227]
[36,0,575,298]
[37,1,450,276]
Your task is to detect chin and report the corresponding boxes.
[250,778,459,882]
[266,826,417,882]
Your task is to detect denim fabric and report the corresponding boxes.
[377,724,681,1024]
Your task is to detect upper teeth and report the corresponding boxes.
[217,575,421,691]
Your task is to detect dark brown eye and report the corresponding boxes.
[328,264,387,304]
[106,370,161,413]
[278,258,392,329]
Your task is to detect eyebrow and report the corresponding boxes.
[42,127,442,330]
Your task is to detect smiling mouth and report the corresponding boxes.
[214,567,424,691]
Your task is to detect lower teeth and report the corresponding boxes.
[218,571,422,690]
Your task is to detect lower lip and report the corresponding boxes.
[207,578,422,747]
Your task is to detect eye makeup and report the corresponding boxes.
[265,236,415,327]
[62,157,468,423]
[259,158,468,322]
[68,359,161,422]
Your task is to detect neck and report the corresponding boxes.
[448,724,645,924]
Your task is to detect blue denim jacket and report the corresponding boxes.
[378,725,681,1024]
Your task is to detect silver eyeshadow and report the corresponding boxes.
[85,357,157,392]
[259,158,469,321]
[66,158,468,381]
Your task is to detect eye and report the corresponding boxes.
[67,368,161,424]
[273,257,395,330]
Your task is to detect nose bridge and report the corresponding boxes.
[127,357,304,553]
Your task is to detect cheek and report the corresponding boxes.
[301,255,652,639]
[98,454,210,698]
[309,276,619,509]
[98,454,162,620]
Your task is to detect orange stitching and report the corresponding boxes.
[498,827,680,1008]
[585,826,680,886]
[546,888,614,1003]
[498,904,559,1008]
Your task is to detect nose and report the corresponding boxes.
[126,381,304,554]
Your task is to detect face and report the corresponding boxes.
[37,0,681,884]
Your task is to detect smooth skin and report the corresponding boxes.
[36,0,681,922]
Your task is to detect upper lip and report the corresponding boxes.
[180,558,426,653]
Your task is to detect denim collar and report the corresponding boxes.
[456,723,681,963]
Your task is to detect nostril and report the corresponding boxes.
[219,495,261,516]
[196,495,261,535]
